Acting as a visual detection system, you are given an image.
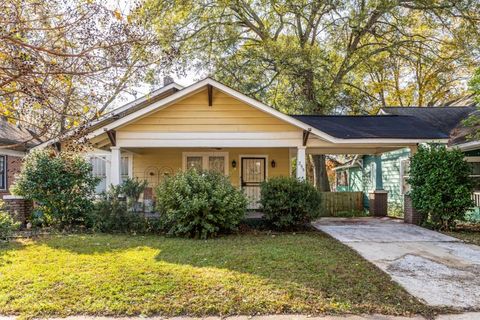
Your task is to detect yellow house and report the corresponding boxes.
[38,78,448,207]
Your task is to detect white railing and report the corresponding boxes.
[472,192,480,207]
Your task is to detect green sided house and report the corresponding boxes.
[334,105,479,211]
[37,78,448,210]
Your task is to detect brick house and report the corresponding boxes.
[0,119,33,198]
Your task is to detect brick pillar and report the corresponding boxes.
[368,190,388,217]
[2,195,32,227]
[404,194,423,225]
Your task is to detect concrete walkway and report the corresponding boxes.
[312,217,480,309]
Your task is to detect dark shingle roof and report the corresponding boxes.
[0,119,33,150]
[379,106,475,133]
[291,115,449,139]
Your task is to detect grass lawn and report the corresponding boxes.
[0,232,432,318]
[446,228,480,246]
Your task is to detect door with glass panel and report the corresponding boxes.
[241,157,266,209]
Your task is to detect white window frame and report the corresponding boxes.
[87,149,133,192]
[369,162,376,190]
[399,158,410,195]
[335,170,349,187]
[182,152,229,175]
[0,155,6,191]
[466,157,480,189]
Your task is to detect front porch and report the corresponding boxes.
[90,146,303,208]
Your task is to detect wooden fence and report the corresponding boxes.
[319,192,364,216]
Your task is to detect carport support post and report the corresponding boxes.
[296,146,306,180]
[110,146,121,186]
[369,154,388,217]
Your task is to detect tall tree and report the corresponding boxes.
[137,0,480,190]
[0,0,169,143]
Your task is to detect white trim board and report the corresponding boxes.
[0,149,26,157]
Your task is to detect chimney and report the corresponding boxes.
[163,76,174,86]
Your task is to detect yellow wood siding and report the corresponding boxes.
[131,147,291,189]
[119,89,299,132]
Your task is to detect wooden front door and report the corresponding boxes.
[241,157,266,209]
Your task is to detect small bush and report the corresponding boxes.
[408,145,474,230]
[0,201,20,240]
[89,182,155,233]
[12,150,99,228]
[121,178,148,211]
[260,177,322,229]
[156,170,247,239]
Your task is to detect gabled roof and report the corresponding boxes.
[379,106,475,134]
[36,82,183,149]
[0,118,34,150]
[80,82,183,133]
[37,78,451,149]
[291,115,449,139]
[81,77,341,144]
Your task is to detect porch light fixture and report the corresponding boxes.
[271,160,276,168]
[232,160,237,168]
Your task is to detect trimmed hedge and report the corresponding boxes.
[156,170,247,239]
[260,177,321,229]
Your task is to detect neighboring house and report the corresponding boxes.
[334,105,478,210]
[37,78,447,208]
[0,119,34,198]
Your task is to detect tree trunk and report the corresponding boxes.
[312,154,330,191]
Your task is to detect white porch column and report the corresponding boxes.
[110,146,121,186]
[296,146,307,180]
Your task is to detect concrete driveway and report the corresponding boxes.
[312,217,480,309]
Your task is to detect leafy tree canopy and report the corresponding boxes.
[0,0,171,142]
[137,0,480,114]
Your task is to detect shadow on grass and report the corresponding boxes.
[23,231,432,316]
[49,232,424,311]
[0,239,25,267]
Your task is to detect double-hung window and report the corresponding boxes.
[336,170,348,187]
[183,152,228,175]
[400,158,411,195]
[0,155,6,190]
[88,153,132,193]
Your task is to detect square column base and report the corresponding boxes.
[368,190,388,217]
[404,195,424,225]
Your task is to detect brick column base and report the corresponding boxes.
[368,190,388,217]
[404,194,423,225]
[2,195,32,227]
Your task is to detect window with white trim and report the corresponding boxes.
[369,162,376,189]
[89,155,107,193]
[336,170,348,187]
[183,152,228,175]
[400,158,411,195]
[89,154,132,193]
[0,155,6,190]
[469,162,480,191]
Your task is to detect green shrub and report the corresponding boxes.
[156,170,247,239]
[121,178,148,211]
[260,177,321,229]
[89,182,155,233]
[0,201,20,240]
[408,145,474,230]
[12,150,99,228]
